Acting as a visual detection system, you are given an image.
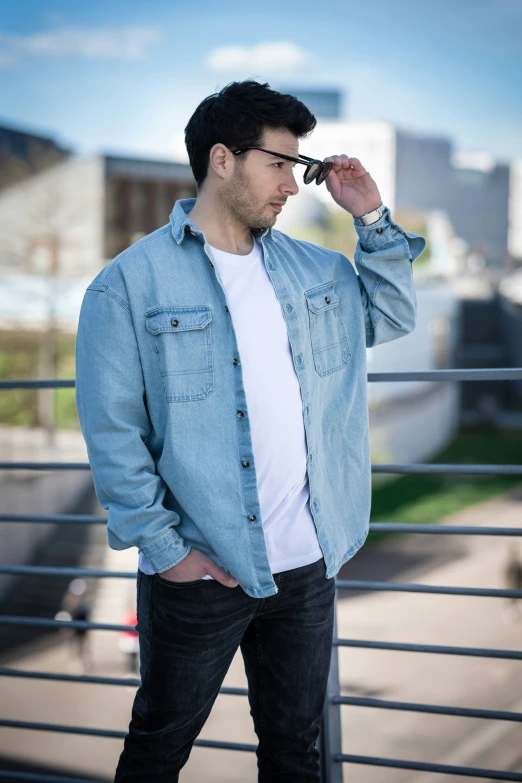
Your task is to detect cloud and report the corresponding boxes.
[0,25,162,65]
[206,41,314,73]
[0,51,15,67]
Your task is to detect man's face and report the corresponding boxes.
[220,127,300,231]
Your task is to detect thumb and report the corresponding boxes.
[205,561,239,588]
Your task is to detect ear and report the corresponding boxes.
[208,143,233,181]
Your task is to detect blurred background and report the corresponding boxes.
[0,0,521,780]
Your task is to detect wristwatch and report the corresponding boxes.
[353,202,385,226]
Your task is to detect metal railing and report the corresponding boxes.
[0,368,522,782]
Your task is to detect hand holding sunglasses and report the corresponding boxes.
[321,154,382,219]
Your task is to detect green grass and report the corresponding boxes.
[0,330,78,428]
[367,426,522,545]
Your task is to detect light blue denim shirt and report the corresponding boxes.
[75,197,426,598]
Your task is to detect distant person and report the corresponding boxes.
[502,542,522,622]
[118,608,139,676]
[55,577,92,673]
[476,393,499,427]
[75,80,426,781]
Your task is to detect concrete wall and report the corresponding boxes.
[508,158,522,261]
[299,120,397,212]
[0,155,104,277]
[447,164,511,267]
[0,471,94,602]
[395,130,454,212]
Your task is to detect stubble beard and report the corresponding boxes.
[220,169,276,233]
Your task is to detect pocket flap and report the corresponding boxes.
[145,306,212,335]
[304,283,340,314]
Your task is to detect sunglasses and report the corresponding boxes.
[232,146,334,185]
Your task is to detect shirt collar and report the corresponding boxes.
[170,197,275,245]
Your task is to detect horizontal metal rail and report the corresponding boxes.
[1,617,521,660]
[334,580,522,598]
[0,718,256,752]
[0,720,520,781]
[0,566,139,579]
[332,694,522,722]
[0,513,107,524]
[0,771,105,783]
[0,667,247,695]
[1,368,522,389]
[1,666,519,723]
[332,753,522,780]
[372,463,522,475]
[0,762,519,783]
[369,523,522,536]
[2,514,522,538]
[1,566,521,599]
[2,460,522,474]
[333,637,522,660]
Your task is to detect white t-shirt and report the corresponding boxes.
[138,233,322,580]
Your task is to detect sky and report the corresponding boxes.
[0,0,521,165]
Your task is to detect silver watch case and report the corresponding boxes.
[354,203,385,226]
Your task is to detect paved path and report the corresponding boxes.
[0,485,521,782]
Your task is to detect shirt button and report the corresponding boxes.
[248,514,257,523]
[171,319,179,327]
[232,357,239,365]
[237,410,244,418]
[285,303,293,312]
[296,355,302,364]
[224,305,229,312]
[242,460,250,468]
[376,227,383,234]
[325,296,330,304]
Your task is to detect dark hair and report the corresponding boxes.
[184,80,317,189]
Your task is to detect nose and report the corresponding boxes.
[283,171,299,197]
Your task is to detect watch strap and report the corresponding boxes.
[353,202,385,226]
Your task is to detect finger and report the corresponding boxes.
[205,560,238,587]
[323,154,344,171]
[348,157,365,171]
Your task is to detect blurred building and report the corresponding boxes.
[275,87,343,120]
[0,153,196,277]
[449,151,511,268]
[299,121,513,267]
[0,122,72,190]
[508,158,522,261]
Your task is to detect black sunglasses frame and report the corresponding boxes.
[232,146,333,185]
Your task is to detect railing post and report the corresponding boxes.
[319,587,343,783]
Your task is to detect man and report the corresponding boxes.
[75,80,426,782]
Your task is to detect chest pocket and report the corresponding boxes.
[304,281,351,377]
[144,305,214,402]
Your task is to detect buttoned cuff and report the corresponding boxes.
[353,205,427,261]
[139,528,192,573]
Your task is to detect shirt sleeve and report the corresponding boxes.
[353,205,427,347]
[75,286,192,573]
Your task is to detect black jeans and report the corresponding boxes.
[114,557,336,782]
